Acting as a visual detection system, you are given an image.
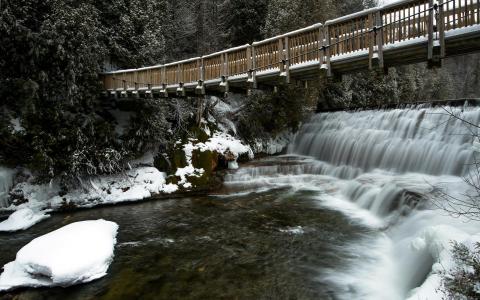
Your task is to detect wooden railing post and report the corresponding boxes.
[248,45,257,89]
[160,66,168,98]
[368,12,375,70]
[161,66,166,86]
[438,1,446,58]
[319,25,329,77]
[221,53,225,76]
[220,52,229,93]
[285,37,291,84]
[200,58,205,82]
[177,63,181,84]
[428,0,442,67]
[177,63,185,96]
[324,25,332,77]
[375,10,384,70]
[279,36,290,84]
[134,71,138,90]
[278,38,284,74]
[196,58,205,95]
[428,0,435,61]
[225,53,230,76]
[246,46,252,74]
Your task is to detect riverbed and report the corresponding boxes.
[0,161,375,299]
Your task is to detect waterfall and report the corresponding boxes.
[0,167,15,208]
[290,105,479,178]
[223,103,480,300]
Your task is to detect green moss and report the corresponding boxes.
[189,126,209,143]
[191,149,218,173]
[172,148,188,169]
[187,149,222,191]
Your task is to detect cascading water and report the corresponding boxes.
[290,106,478,177]
[223,104,480,299]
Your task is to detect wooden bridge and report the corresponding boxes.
[101,0,480,97]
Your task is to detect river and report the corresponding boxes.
[1,104,480,299]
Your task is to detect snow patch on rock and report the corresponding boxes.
[0,208,50,232]
[0,220,118,291]
[175,131,253,188]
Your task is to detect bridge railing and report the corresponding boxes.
[285,23,324,67]
[326,9,375,58]
[101,0,480,93]
[252,38,281,74]
[381,0,430,45]
[226,45,250,77]
[442,0,480,31]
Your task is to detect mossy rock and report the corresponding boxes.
[189,126,210,143]
[154,153,172,173]
[191,149,219,173]
[186,149,223,191]
[166,175,180,185]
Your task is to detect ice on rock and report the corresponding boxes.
[0,167,16,208]
[0,220,118,291]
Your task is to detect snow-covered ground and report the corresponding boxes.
[0,167,175,231]
[0,124,253,231]
[0,220,118,291]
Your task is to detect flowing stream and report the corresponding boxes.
[1,104,480,299]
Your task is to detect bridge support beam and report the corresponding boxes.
[195,80,205,95]
[110,91,118,99]
[159,83,169,98]
[144,90,152,99]
[220,76,229,93]
[176,82,186,97]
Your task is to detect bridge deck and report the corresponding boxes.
[101,0,480,97]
